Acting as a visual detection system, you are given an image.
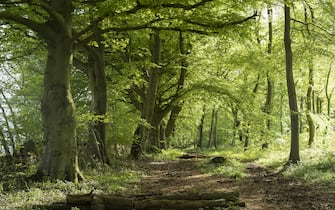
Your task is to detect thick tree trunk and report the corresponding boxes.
[36,0,80,181]
[0,0,80,181]
[165,32,188,141]
[39,36,78,181]
[165,106,182,139]
[148,115,162,150]
[284,2,300,164]
[87,44,108,165]
[131,29,161,159]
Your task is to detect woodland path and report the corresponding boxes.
[135,157,335,210]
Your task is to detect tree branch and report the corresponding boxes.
[125,0,214,14]
[0,12,50,38]
[291,18,335,36]
[184,12,258,29]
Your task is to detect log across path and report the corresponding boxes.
[36,156,335,209]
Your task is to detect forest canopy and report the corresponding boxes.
[0,0,334,187]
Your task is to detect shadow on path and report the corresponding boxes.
[136,159,335,209]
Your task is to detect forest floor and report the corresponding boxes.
[134,157,335,210]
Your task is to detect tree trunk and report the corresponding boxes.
[165,32,188,141]
[87,43,109,165]
[0,102,15,153]
[264,6,274,131]
[165,106,182,139]
[148,115,162,150]
[0,128,11,156]
[159,121,166,149]
[325,63,333,117]
[316,96,322,114]
[39,37,78,181]
[312,90,315,113]
[306,58,315,147]
[284,1,300,164]
[197,105,206,148]
[207,108,218,149]
[0,89,20,149]
[131,29,161,159]
[0,0,80,181]
[231,106,240,146]
[36,1,81,182]
[280,93,284,134]
[300,97,304,133]
[243,123,250,150]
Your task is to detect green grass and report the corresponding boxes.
[0,163,142,209]
[147,148,185,161]
[200,157,248,179]
[2,122,335,208]
[258,129,335,188]
[282,148,335,187]
[194,125,335,187]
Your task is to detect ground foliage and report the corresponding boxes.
[2,135,335,209]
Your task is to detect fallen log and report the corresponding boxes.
[64,191,244,210]
[178,153,209,159]
[135,191,239,202]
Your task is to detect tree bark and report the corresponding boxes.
[34,1,79,181]
[306,58,315,147]
[0,89,20,150]
[300,97,304,133]
[131,29,161,159]
[0,1,80,181]
[280,93,284,134]
[231,105,240,146]
[316,96,322,114]
[39,36,78,181]
[264,6,274,131]
[165,32,188,141]
[0,128,11,156]
[0,102,15,153]
[284,1,300,164]
[325,63,334,116]
[62,191,243,210]
[87,42,109,165]
[207,108,218,149]
[197,105,206,148]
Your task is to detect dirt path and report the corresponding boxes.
[135,158,335,209]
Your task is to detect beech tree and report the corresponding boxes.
[284,1,300,164]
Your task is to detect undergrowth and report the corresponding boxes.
[194,125,335,187]
[0,162,142,209]
[147,148,185,161]
[2,122,335,209]
[200,158,248,179]
[255,129,335,188]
